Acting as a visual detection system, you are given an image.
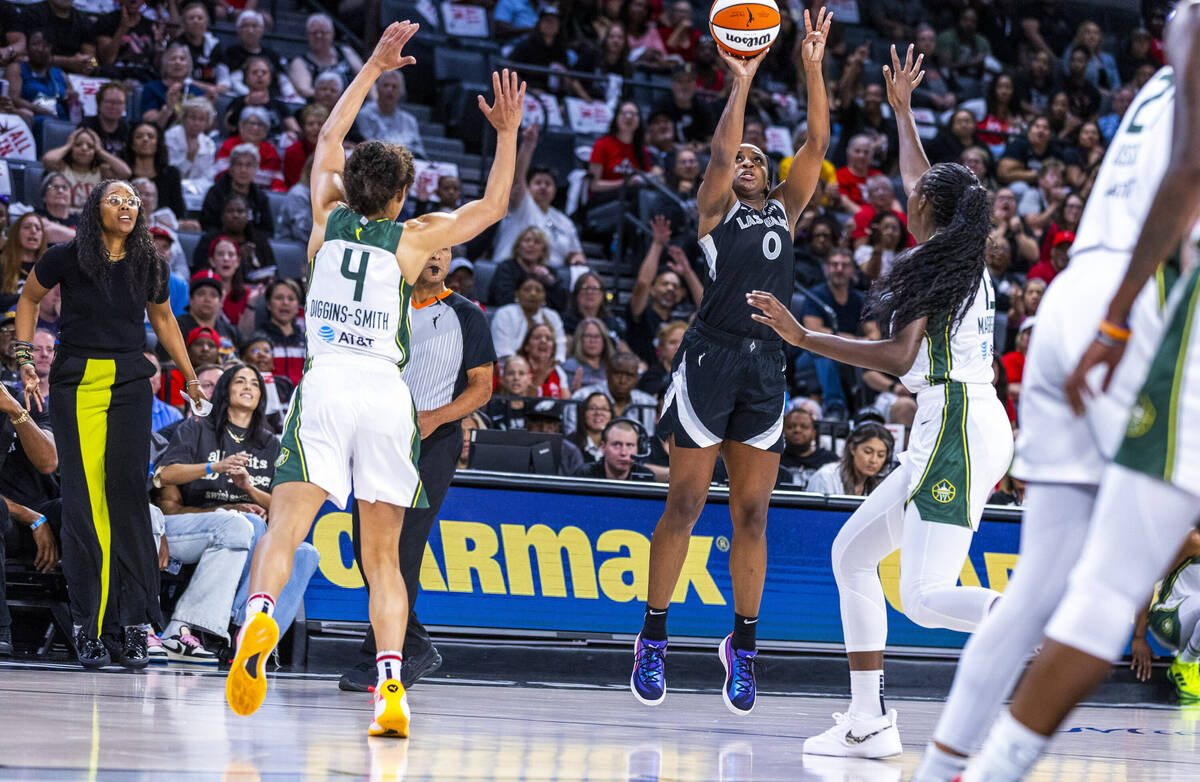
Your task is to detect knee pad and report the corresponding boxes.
[1046,578,1139,663]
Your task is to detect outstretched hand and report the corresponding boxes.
[882,44,925,111]
[368,21,419,72]
[479,69,527,134]
[718,47,767,80]
[746,290,807,347]
[800,7,832,65]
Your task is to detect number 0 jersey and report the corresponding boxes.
[900,274,997,394]
[305,206,413,369]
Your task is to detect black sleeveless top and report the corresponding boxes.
[695,198,794,340]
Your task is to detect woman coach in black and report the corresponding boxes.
[15,180,207,669]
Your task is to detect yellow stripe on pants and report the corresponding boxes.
[77,359,116,637]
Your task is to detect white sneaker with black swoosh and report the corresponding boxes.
[802,710,902,758]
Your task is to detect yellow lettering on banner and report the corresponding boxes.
[880,549,903,612]
[501,524,598,598]
[439,520,508,594]
[670,536,726,605]
[881,549,1019,613]
[596,529,650,602]
[959,556,982,587]
[984,552,1019,592]
[310,511,365,589]
[419,541,447,592]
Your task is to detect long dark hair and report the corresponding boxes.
[866,164,990,334]
[122,122,170,175]
[210,362,273,449]
[606,101,648,173]
[74,179,166,302]
[569,272,611,319]
[839,422,894,496]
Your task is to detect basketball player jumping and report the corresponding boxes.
[957,4,1200,777]
[748,44,1012,757]
[224,22,525,737]
[630,7,831,716]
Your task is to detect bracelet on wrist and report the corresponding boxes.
[205,462,214,475]
[185,379,201,388]
[11,410,30,426]
[30,515,45,531]
[1098,319,1131,343]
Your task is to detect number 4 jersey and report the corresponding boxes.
[305,206,413,369]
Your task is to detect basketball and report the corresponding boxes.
[709,0,781,58]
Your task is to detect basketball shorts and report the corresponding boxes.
[658,320,786,453]
[274,354,428,508]
[1012,252,1166,485]
[902,383,1013,530]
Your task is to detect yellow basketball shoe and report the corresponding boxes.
[369,679,411,738]
[1170,658,1200,704]
[225,612,279,716]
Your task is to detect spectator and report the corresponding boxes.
[1027,229,1073,284]
[197,235,257,331]
[586,0,623,43]
[486,355,532,430]
[850,174,906,247]
[145,350,183,430]
[1045,91,1079,140]
[524,400,585,475]
[139,43,208,127]
[568,351,656,436]
[1006,276,1046,349]
[567,390,612,463]
[927,108,992,168]
[288,13,362,100]
[227,11,294,98]
[134,181,190,278]
[412,174,463,218]
[445,258,476,300]
[214,111,286,192]
[172,1,230,92]
[576,21,631,99]
[80,83,130,159]
[0,214,46,308]
[200,146,275,237]
[658,0,699,62]
[1037,191,1085,265]
[977,73,1022,155]
[487,227,568,310]
[1070,121,1106,196]
[1118,28,1156,86]
[42,128,131,214]
[1099,85,1135,143]
[985,235,1021,350]
[495,124,582,268]
[996,115,1081,190]
[1015,49,1059,119]
[240,333,292,426]
[519,322,569,398]
[509,5,572,92]
[692,35,725,93]
[653,65,715,144]
[958,146,997,191]
[34,287,59,339]
[1066,21,1121,92]
[911,24,957,112]
[96,0,166,82]
[936,7,991,96]
[835,83,899,173]
[35,172,79,237]
[795,215,838,286]
[854,211,909,281]
[354,69,424,156]
[807,422,894,496]
[195,194,276,277]
[589,101,654,200]
[563,316,614,392]
[283,104,327,189]
[166,97,218,183]
[278,159,314,243]
[307,74,360,144]
[224,56,301,140]
[1062,46,1103,122]
[835,135,883,212]
[123,122,188,220]
[493,0,539,39]
[458,412,487,469]
[989,186,1039,273]
[491,274,567,361]
[636,318,686,399]
[623,0,667,69]
[780,404,838,487]
[572,419,655,480]
[1002,316,1034,403]
[261,279,305,386]
[0,312,18,385]
[5,29,70,129]
[1017,158,1067,236]
[174,269,240,360]
[15,0,97,74]
[664,146,701,211]
[627,216,703,365]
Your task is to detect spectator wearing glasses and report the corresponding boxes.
[34,174,79,244]
[494,124,582,268]
[139,43,209,129]
[214,109,287,193]
[226,11,295,98]
[563,316,614,393]
[488,228,568,311]
[568,390,612,463]
[239,333,292,428]
[288,13,363,100]
[80,83,131,159]
[199,146,275,238]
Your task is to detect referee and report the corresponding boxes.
[340,248,495,691]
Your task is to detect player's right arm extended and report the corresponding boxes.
[882,44,932,196]
[696,49,765,237]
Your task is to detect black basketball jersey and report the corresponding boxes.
[695,198,794,339]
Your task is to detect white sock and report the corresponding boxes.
[376,651,403,686]
[912,741,969,782]
[246,593,276,618]
[964,709,1048,782]
[849,669,884,718]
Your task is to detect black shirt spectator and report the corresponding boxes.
[487,258,567,312]
[574,459,655,481]
[803,281,867,336]
[653,68,716,143]
[200,173,274,238]
[159,410,278,509]
[572,419,655,481]
[0,392,58,510]
[834,84,900,171]
[16,1,96,69]
[95,0,161,82]
[997,117,1081,187]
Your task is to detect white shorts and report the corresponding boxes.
[901,384,1013,530]
[1011,252,1165,485]
[274,354,426,508]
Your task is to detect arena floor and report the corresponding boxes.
[3,663,1200,780]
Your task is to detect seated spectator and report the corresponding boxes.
[487,227,568,310]
[124,122,188,220]
[5,29,70,129]
[935,7,990,97]
[494,124,582,268]
[215,110,286,192]
[589,101,655,201]
[806,422,894,496]
[835,135,883,212]
[1037,191,1085,266]
[34,173,80,239]
[96,0,164,82]
[200,147,275,237]
[445,258,476,300]
[575,21,631,100]
[166,97,218,183]
[306,74,363,146]
[283,104,327,189]
[835,84,899,174]
[0,214,47,308]
[997,114,1081,191]
[509,6,573,93]
[854,211,909,282]
[1070,121,1105,196]
[563,316,613,392]
[491,274,567,361]
[42,128,131,214]
[657,0,699,62]
[146,351,183,430]
[15,0,96,75]
[524,399,585,475]
[976,73,1022,155]
[411,175,464,220]
[227,11,295,98]
[156,363,319,648]
[34,286,60,338]
[911,24,957,112]
[1066,21,1120,92]
[1028,229,1073,284]
[779,404,838,488]
[1099,85,1135,143]
[850,174,906,247]
[624,0,667,70]
[354,69,424,155]
[1061,47,1103,123]
[139,43,209,127]
[224,56,302,142]
[172,1,231,93]
[636,318,686,398]
[458,412,487,468]
[567,390,612,463]
[1045,91,1079,141]
[203,237,258,332]
[493,0,538,39]
[486,355,532,430]
[958,146,997,191]
[81,83,131,158]
[288,13,362,100]
[989,187,1039,273]
[262,279,305,386]
[174,269,240,360]
[239,333,293,426]
[1003,316,1034,403]
[627,217,703,365]
[663,147,702,220]
[572,419,655,481]
[278,159,314,244]
[519,322,569,398]
[134,181,190,278]
[1015,49,1059,119]
[196,195,276,276]
[1017,159,1067,236]
[1006,277,1046,349]
[985,235,1020,349]
[794,215,838,286]
[1117,28,1156,87]
[568,351,657,436]
[563,271,622,340]
[653,65,715,144]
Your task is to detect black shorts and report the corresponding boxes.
[658,320,786,453]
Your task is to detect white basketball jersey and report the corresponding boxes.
[900,274,997,394]
[304,206,413,368]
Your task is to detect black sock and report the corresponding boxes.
[641,605,668,641]
[732,613,757,651]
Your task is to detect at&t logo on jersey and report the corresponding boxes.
[316,324,376,349]
[318,325,336,343]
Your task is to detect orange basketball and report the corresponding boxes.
[709,0,781,58]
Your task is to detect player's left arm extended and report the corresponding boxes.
[882,44,932,197]
[774,8,831,232]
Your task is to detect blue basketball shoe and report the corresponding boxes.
[718,634,757,715]
[631,634,667,706]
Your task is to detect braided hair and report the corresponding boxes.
[75,179,166,303]
[866,163,990,335]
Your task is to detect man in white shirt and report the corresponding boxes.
[493,123,582,267]
[354,69,425,157]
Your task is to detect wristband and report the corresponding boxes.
[11,410,30,426]
[30,516,45,531]
[1096,331,1126,349]
[185,379,201,388]
[1098,319,1131,343]
[205,462,214,475]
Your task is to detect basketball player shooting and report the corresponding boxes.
[224,21,525,737]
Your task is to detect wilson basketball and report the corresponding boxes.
[709,0,781,58]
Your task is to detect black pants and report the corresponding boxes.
[0,498,62,630]
[352,423,461,656]
[50,353,160,639]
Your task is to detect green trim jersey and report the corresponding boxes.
[1148,557,1200,651]
[305,206,413,368]
[899,274,997,395]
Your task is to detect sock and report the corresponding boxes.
[641,605,668,642]
[964,709,1048,782]
[849,669,885,718]
[912,741,969,782]
[1181,645,1200,664]
[246,593,276,619]
[732,613,757,652]
[376,651,403,685]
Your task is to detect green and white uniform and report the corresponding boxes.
[274,205,427,508]
[1148,557,1200,653]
